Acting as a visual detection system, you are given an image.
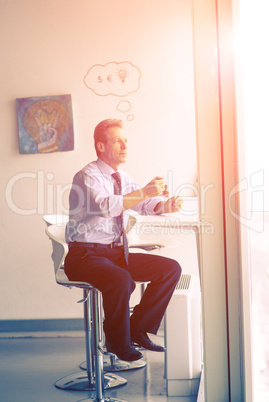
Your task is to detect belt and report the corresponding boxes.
[69,241,124,249]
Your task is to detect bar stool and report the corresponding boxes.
[43,215,147,373]
[45,223,128,401]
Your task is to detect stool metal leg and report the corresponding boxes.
[91,289,104,399]
[76,290,128,402]
[80,289,146,373]
[54,288,127,393]
[85,290,94,384]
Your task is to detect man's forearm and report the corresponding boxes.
[122,177,166,211]
[123,188,148,210]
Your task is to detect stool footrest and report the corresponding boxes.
[79,358,147,372]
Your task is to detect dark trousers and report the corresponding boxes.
[64,244,181,348]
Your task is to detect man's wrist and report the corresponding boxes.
[141,186,149,200]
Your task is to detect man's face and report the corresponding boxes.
[98,126,128,170]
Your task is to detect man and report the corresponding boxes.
[65,119,183,362]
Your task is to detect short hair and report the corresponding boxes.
[94,119,123,156]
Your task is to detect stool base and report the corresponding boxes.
[77,397,127,402]
[54,372,127,391]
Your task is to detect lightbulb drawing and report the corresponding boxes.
[17,94,74,154]
[23,100,69,153]
[117,68,128,83]
[34,112,59,152]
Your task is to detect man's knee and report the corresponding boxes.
[167,258,182,281]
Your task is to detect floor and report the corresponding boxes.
[0,331,203,402]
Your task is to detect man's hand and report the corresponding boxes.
[154,196,183,214]
[163,196,183,213]
[143,176,168,198]
[123,176,174,212]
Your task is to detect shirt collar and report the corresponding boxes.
[96,157,119,176]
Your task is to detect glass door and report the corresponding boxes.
[236,1,269,400]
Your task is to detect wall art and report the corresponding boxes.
[16,94,74,154]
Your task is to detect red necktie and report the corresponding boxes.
[112,172,129,265]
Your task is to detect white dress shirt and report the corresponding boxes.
[66,158,162,244]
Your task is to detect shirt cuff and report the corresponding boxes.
[142,196,164,215]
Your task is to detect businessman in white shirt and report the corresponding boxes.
[65,118,183,362]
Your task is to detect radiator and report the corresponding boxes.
[164,273,202,399]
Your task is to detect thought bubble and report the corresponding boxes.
[84,61,141,97]
[116,100,132,113]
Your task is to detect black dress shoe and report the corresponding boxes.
[106,341,143,362]
[131,332,166,352]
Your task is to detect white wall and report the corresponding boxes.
[1,0,197,320]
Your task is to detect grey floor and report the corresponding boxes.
[0,331,202,402]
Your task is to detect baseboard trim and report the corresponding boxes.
[0,318,84,333]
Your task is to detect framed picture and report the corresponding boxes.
[16,94,74,154]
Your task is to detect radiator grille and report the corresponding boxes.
[176,274,191,291]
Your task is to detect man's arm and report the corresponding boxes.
[122,177,166,211]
